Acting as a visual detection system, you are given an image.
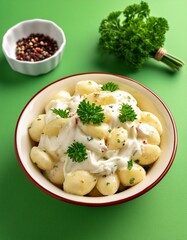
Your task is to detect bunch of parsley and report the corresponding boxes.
[99,1,184,71]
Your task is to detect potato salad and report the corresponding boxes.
[29,80,162,196]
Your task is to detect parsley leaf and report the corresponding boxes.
[52,108,70,118]
[101,82,119,92]
[66,141,87,163]
[77,99,104,125]
[119,104,137,122]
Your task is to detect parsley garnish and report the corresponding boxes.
[119,104,137,122]
[77,99,104,125]
[127,159,133,170]
[101,82,119,92]
[66,141,87,163]
[52,108,70,118]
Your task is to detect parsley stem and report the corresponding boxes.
[161,53,185,72]
[151,51,185,72]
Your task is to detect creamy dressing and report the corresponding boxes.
[137,123,155,136]
[64,151,126,176]
[38,88,153,177]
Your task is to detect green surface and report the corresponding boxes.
[0,0,187,239]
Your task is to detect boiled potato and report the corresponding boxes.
[86,92,117,105]
[44,161,64,186]
[52,90,71,100]
[30,146,54,170]
[118,163,146,186]
[96,173,120,195]
[29,114,45,142]
[45,100,58,113]
[63,170,97,196]
[107,127,128,150]
[137,123,160,145]
[103,108,113,123]
[75,80,100,95]
[138,144,161,165]
[44,91,70,113]
[43,118,69,136]
[79,122,109,139]
[139,111,163,135]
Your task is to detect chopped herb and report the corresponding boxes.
[101,82,119,92]
[129,177,135,184]
[119,104,137,122]
[127,159,133,170]
[66,141,87,163]
[52,108,70,118]
[77,99,105,125]
[37,118,41,121]
[87,136,93,141]
[133,150,138,156]
[106,182,110,186]
[108,129,112,133]
[117,139,121,143]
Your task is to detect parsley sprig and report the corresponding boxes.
[66,141,87,163]
[52,108,70,118]
[77,99,104,125]
[119,104,137,122]
[101,82,119,92]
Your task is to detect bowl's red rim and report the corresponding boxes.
[14,72,178,207]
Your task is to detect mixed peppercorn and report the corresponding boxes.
[16,33,58,62]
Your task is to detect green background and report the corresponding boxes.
[0,0,187,239]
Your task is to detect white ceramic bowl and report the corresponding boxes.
[2,19,66,75]
[15,73,177,206]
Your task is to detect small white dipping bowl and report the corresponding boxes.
[15,73,177,206]
[2,19,66,75]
